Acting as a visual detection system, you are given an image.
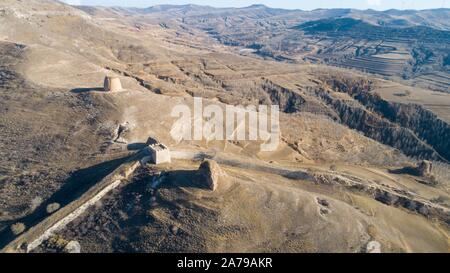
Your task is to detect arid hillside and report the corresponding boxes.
[0,0,449,253]
[93,4,448,92]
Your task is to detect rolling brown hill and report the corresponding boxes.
[0,0,449,253]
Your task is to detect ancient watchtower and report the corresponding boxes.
[104,76,122,92]
[147,143,171,165]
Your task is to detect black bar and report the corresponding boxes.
[0,253,447,272]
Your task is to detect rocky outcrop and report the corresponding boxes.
[315,77,450,161]
[261,79,306,113]
[63,240,81,253]
[314,172,448,222]
[315,88,442,160]
[353,91,450,161]
[366,241,381,253]
[197,160,222,191]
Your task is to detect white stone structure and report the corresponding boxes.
[147,143,171,165]
[366,241,381,253]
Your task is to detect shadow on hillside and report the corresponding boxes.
[159,170,209,190]
[127,142,147,151]
[0,154,134,249]
[389,166,420,176]
[71,87,105,93]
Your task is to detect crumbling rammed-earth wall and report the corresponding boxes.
[1,154,143,253]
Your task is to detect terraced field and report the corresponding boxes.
[331,55,406,76]
[155,8,450,92]
[414,72,450,91]
[0,1,449,254]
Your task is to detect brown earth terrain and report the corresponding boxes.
[0,0,449,253]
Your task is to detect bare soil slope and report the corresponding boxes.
[0,0,448,253]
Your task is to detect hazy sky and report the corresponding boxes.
[62,0,449,10]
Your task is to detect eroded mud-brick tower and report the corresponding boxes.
[104,76,122,92]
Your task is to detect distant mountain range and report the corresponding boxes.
[77,4,450,31]
[73,4,449,92]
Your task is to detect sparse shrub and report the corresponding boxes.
[45,235,69,251]
[46,203,61,214]
[329,164,337,171]
[367,225,378,238]
[11,222,26,235]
